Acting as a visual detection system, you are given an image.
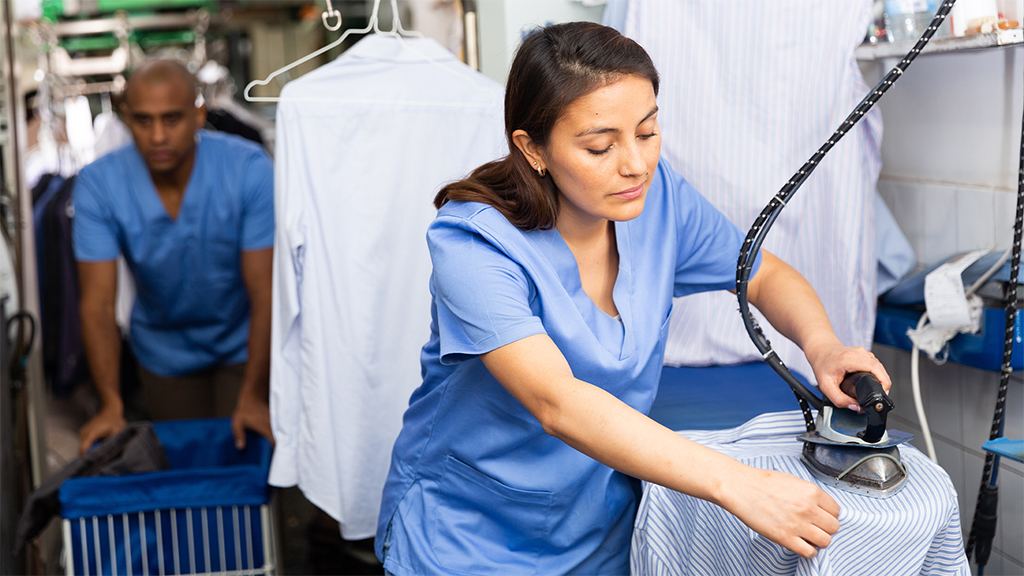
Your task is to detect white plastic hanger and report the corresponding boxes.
[244,0,423,102]
[243,0,497,107]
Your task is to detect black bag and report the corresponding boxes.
[13,421,170,554]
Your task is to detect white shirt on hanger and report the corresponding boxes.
[269,34,506,539]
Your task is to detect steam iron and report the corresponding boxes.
[796,372,913,498]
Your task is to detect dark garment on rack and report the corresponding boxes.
[207,109,264,147]
[32,174,66,306]
[41,176,89,397]
[31,173,57,204]
[12,422,170,554]
[34,174,143,404]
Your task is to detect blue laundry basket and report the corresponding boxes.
[59,418,276,576]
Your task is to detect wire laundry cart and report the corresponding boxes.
[59,418,277,576]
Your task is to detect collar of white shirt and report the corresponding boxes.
[345,34,457,64]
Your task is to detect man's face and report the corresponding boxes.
[121,78,205,175]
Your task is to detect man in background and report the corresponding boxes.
[72,59,274,453]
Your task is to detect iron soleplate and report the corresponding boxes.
[801,442,910,498]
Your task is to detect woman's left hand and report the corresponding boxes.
[804,342,891,411]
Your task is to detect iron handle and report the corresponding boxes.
[839,371,893,443]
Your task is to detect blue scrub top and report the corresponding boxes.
[377,159,762,575]
[72,131,274,377]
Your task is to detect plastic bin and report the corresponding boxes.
[59,418,276,576]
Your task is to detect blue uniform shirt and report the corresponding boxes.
[376,159,762,575]
[72,131,274,377]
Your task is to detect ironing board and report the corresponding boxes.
[630,410,970,576]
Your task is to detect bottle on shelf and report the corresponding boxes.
[885,0,940,42]
[865,0,888,44]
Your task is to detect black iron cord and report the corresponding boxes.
[964,55,1024,569]
[735,0,957,433]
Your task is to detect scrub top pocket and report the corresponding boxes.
[431,455,553,574]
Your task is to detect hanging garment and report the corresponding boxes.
[270,34,506,539]
[42,176,91,396]
[198,60,275,153]
[33,173,66,319]
[606,1,886,379]
[207,109,265,147]
[92,111,132,160]
[876,192,916,293]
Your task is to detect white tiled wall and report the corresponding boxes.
[878,180,1016,265]
[864,42,1024,576]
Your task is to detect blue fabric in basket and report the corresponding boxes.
[60,418,272,518]
[59,418,273,576]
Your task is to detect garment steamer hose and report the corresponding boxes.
[734,0,957,432]
[964,51,1024,573]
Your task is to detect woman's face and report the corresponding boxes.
[537,74,661,230]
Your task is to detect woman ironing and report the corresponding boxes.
[376,21,890,575]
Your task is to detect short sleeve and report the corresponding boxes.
[72,170,120,262]
[427,215,545,364]
[240,149,275,251]
[669,168,761,297]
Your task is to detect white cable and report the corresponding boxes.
[911,312,938,462]
[910,249,1011,463]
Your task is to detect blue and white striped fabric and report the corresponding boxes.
[630,411,970,576]
[607,1,883,380]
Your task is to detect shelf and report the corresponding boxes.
[49,11,213,36]
[856,28,1024,61]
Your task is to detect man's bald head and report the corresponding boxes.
[124,60,198,109]
[120,59,206,177]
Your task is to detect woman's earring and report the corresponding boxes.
[533,162,546,177]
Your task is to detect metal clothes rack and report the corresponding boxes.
[0,1,46,574]
[34,7,214,101]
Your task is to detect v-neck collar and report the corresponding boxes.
[536,221,635,361]
[131,132,204,224]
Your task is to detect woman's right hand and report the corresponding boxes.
[718,466,841,558]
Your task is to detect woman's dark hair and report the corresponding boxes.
[434,21,659,230]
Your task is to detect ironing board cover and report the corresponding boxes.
[631,411,970,576]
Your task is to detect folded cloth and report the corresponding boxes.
[13,421,169,554]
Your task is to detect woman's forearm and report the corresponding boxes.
[744,249,891,405]
[745,250,841,358]
[480,333,840,558]
[482,333,740,498]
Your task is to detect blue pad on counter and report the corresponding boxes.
[649,362,812,431]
